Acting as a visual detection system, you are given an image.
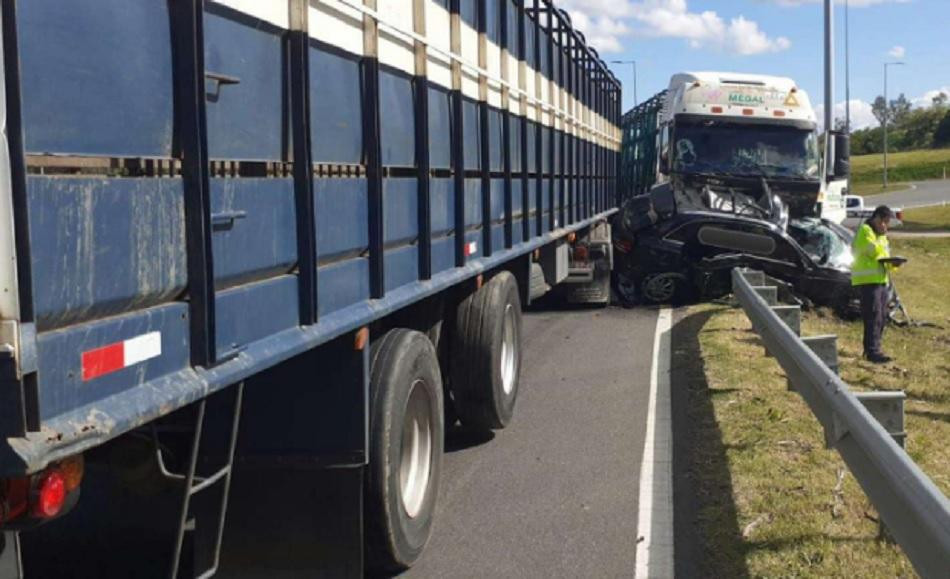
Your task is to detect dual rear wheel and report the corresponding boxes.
[364,272,523,573]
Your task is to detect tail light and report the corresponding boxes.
[614,239,634,254]
[572,244,589,262]
[1,455,83,525]
[32,471,66,518]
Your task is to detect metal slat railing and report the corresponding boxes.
[731,268,950,578]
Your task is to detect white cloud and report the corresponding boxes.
[912,86,950,108]
[888,45,906,59]
[815,99,878,132]
[556,0,790,56]
[816,86,950,132]
[769,0,910,7]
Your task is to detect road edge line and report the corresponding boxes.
[635,307,674,578]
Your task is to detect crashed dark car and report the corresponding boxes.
[612,187,864,317]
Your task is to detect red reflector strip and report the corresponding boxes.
[711,106,723,114]
[774,110,786,117]
[82,332,162,381]
[743,108,755,116]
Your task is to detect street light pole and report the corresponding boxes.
[823,0,834,179]
[611,60,637,108]
[883,61,904,188]
[845,0,851,132]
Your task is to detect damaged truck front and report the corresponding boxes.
[614,72,861,314]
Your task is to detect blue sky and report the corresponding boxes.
[561,0,950,129]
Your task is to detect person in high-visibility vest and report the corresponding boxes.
[851,205,901,363]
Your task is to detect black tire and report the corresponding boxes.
[451,271,523,431]
[365,329,444,574]
[640,272,692,305]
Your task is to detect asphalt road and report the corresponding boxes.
[403,305,659,578]
[872,180,950,209]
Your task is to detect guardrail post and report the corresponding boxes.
[741,269,766,286]
[856,391,907,541]
[789,335,839,391]
[732,269,765,292]
[764,305,800,357]
[855,392,907,447]
[752,286,778,306]
[824,391,906,449]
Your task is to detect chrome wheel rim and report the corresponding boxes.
[400,380,433,519]
[501,304,517,395]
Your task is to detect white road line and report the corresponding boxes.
[636,307,674,579]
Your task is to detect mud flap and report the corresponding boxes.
[0,532,23,579]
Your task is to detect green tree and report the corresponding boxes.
[890,93,913,125]
[934,110,950,148]
[872,96,888,126]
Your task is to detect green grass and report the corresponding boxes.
[899,204,950,231]
[849,182,909,197]
[850,148,950,195]
[686,238,950,577]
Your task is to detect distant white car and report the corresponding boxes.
[843,195,903,229]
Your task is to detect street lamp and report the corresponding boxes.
[611,60,637,108]
[883,61,904,188]
[845,0,851,132]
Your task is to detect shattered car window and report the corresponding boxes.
[788,218,853,270]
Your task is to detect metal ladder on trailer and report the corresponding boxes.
[153,383,244,579]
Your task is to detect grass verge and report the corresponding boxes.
[899,204,950,231]
[850,182,910,197]
[685,237,950,577]
[851,148,950,193]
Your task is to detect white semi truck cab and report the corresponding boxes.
[654,72,849,223]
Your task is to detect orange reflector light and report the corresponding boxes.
[711,106,723,114]
[774,110,786,117]
[743,109,755,116]
[60,456,84,492]
[567,232,577,243]
[33,471,66,519]
[354,327,369,351]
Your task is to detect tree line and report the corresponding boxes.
[846,92,950,155]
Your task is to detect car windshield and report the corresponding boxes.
[788,218,853,270]
[672,121,821,180]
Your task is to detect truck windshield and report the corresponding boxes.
[672,121,821,180]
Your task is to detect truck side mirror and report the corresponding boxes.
[832,132,850,180]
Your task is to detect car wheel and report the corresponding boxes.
[641,272,690,304]
[612,271,639,306]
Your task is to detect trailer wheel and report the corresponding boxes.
[452,271,523,431]
[365,329,444,573]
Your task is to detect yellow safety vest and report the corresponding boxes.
[851,223,890,286]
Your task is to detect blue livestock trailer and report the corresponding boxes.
[0,0,621,575]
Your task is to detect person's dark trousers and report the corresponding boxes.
[860,283,888,356]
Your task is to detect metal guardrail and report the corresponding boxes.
[731,269,950,578]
